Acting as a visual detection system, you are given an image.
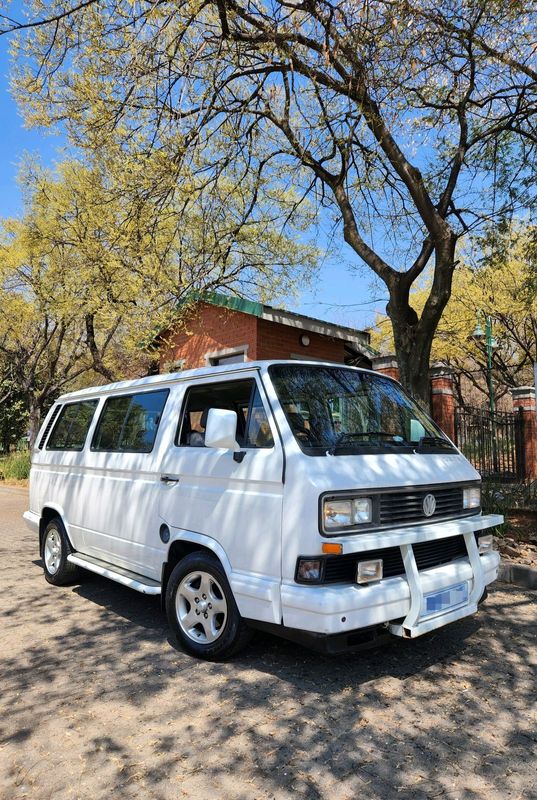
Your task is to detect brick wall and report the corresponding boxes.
[158,303,258,371]
[256,318,346,362]
[510,387,537,479]
[430,365,456,441]
[158,303,348,371]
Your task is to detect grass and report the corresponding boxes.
[0,450,31,482]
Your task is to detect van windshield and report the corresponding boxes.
[268,364,456,456]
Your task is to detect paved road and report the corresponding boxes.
[1,485,536,800]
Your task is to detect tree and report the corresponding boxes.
[2,0,537,405]
[0,287,96,446]
[0,156,315,444]
[372,224,537,408]
[0,160,138,444]
[0,375,27,453]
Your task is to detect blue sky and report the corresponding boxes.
[0,33,64,216]
[0,26,386,332]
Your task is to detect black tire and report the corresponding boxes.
[42,517,80,586]
[166,551,253,661]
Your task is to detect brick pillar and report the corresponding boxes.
[510,387,537,479]
[371,355,400,381]
[429,363,456,441]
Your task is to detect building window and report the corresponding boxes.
[211,352,245,366]
[206,345,249,366]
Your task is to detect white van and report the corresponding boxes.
[24,360,502,659]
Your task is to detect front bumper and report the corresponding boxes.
[282,514,502,637]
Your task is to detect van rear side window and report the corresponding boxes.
[91,389,169,453]
[46,400,99,451]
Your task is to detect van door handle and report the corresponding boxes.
[160,475,180,484]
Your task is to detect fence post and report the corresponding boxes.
[429,363,456,442]
[510,387,537,480]
[371,355,400,381]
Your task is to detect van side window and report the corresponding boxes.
[38,404,62,449]
[177,380,274,449]
[92,389,169,453]
[46,400,99,451]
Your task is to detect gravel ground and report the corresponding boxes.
[1,485,536,800]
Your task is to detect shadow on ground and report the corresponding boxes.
[1,493,535,799]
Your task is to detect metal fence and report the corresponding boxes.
[455,407,526,481]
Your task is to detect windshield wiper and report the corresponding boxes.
[417,435,454,451]
[327,431,408,455]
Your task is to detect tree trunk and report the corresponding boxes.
[27,396,41,450]
[393,326,434,411]
[387,290,436,411]
[386,242,456,410]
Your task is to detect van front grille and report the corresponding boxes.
[323,533,478,584]
[378,486,464,526]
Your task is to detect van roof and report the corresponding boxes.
[57,359,383,402]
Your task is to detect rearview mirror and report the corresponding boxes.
[204,408,240,452]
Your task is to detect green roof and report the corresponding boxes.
[200,291,264,317]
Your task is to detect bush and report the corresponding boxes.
[481,478,537,536]
[483,479,537,511]
[480,482,510,535]
[0,450,31,481]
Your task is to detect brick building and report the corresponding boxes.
[158,293,375,372]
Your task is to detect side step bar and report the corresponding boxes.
[67,553,161,595]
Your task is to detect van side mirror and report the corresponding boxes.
[204,408,240,452]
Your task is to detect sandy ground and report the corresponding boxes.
[0,485,536,800]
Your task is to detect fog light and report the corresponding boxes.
[296,558,323,582]
[357,559,383,584]
[478,534,494,554]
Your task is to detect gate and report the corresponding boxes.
[454,407,526,480]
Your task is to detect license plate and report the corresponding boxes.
[422,582,469,618]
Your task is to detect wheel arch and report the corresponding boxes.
[39,504,70,554]
[160,533,232,609]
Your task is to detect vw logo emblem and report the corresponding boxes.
[423,493,436,517]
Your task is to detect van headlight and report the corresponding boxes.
[323,497,372,532]
[463,486,481,509]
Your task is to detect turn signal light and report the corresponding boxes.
[322,542,343,555]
